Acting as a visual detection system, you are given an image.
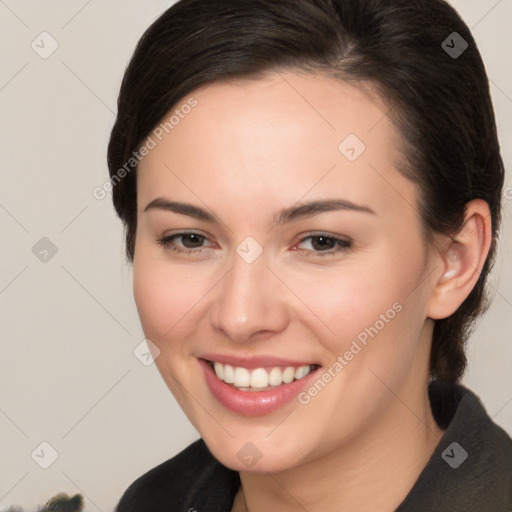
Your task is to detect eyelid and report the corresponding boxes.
[294,231,352,244]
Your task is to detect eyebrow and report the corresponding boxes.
[143,197,376,225]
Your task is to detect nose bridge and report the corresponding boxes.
[211,243,287,342]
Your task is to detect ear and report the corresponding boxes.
[426,199,492,320]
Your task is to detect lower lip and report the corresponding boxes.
[198,358,321,416]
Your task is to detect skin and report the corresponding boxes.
[132,71,491,512]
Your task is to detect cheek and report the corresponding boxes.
[132,256,208,345]
[287,252,424,359]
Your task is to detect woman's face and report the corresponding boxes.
[133,71,443,472]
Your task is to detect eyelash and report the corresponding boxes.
[155,232,352,258]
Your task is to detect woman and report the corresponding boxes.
[107,0,512,510]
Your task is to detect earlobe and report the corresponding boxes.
[427,199,492,320]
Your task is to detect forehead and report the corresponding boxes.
[136,71,418,225]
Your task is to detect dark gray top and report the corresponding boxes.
[115,381,512,511]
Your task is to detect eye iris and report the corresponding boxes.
[311,236,335,251]
[182,234,204,248]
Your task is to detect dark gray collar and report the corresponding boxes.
[395,381,512,511]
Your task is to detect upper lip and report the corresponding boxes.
[199,353,319,369]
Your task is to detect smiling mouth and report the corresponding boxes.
[204,359,321,392]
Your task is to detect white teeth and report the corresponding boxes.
[295,366,309,380]
[234,367,250,387]
[282,367,295,383]
[250,368,269,388]
[213,362,224,380]
[210,361,315,390]
[223,364,235,384]
[268,367,283,386]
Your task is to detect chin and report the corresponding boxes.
[201,430,311,474]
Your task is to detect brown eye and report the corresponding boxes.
[295,234,352,257]
[177,233,206,248]
[156,232,214,255]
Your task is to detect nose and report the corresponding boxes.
[209,249,289,343]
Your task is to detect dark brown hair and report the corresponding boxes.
[107,0,504,384]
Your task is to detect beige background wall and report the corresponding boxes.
[0,1,511,510]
